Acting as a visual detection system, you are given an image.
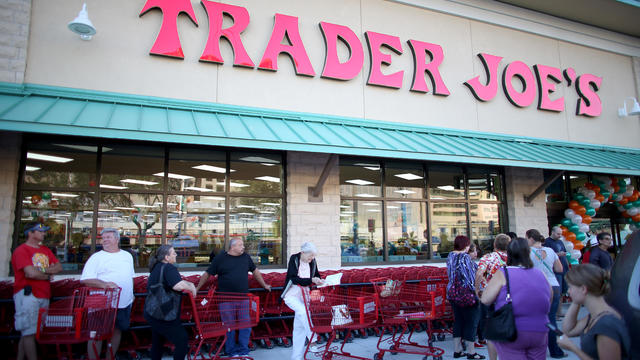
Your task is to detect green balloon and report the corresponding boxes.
[618,183,627,191]
[42,192,52,200]
[586,208,596,216]
[601,191,610,199]
[580,198,591,207]
[561,218,572,227]
[634,200,640,208]
[569,224,580,233]
[576,232,586,241]
[575,194,585,202]
[624,202,634,210]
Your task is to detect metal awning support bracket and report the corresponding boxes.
[524,170,564,204]
[308,154,338,202]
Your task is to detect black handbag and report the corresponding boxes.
[483,266,517,342]
[144,263,181,321]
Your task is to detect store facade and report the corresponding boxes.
[1,0,639,276]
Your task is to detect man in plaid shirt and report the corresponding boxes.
[474,233,511,360]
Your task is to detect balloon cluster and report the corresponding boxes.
[558,176,639,253]
[29,192,58,209]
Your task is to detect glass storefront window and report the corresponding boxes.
[168,148,226,192]
[431,203,468,258]
[23,141,97,189]
[386,201,428,261]
[340,158,382,198]
[19,190,94,271]
[340,200,384,263]
[101,144,165,191]
[229,152,283,195]
[468,168,501,200]
[544,171,567,203]
[429,166,465,200]
[229,197,283,265]
[569,174,588,195]
[385,162,425,199]
[470,203,501,254]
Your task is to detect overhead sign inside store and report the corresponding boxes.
[139,0,602,117]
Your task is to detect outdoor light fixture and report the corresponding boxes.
[68,3,96,40]
[618,97,640,117]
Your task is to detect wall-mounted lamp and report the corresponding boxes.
[618,97,640,117]
[68,3,96,40]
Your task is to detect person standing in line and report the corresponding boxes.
[447,235,485,360]
[281,242,325,360]
[196,237,271,357]
[481,237,551,360]
[544,226,569,296]
[588,232,614,271]
[526,229,566,358]
[558,264,630,359]
[475,233,511,360]
[11,222,62,360]
[80,228,135,360]
[144,245,196,360]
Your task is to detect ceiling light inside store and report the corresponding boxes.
[120,179,158,186]
[51,193,79,198]
[203,196,225,200]
[237,205,255,208]
[237,212,253,215]
[394,189,416,195]
[153,172,194,180]
[239,156,279,164]
[394,173,423,180]
[27,152,73,163]
[114,207,135,210]
[355,193,376,198]
[98,209,118,212]
[229,182,250,188]
[133,204,154,208]
[261,202,280,206]
[261,163,276,166]
[100,184,128,190]
[342,211,355,214]
[346,179,374,186]
[184,186,213,192]
[362,202,379,206]
[367,209,381,212]
[354,163,380,171]
[437,185,455,191]
[255,176,280,183]
[387,206,399,209]
[340,214,352,217]
[25,166,40,171]
[192,165,234,173]
[53,144,109,153]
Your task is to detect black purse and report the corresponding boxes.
[483,266,517,342]
[144,263,181,321]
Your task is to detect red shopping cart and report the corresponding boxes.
[371,278,445,360]
[187,289,260,360]
[36,287,121,360]
[301,286,378,360]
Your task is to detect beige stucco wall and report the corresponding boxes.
[0,132,21,277]
[504,167,549,237]
[0,0,30,83]
[23,0,640,148]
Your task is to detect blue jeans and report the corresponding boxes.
[548,286,563,356]
[220,300,251,355]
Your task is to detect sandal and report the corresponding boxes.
[467,354,486,359]
[453,352,467,358]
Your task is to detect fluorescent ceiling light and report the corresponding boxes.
[394,189,416,195]
[166,202,177,206]
[114,207,135,210]
[153,172,194,180]
[25,166,40,171]
[355,193,376,198]
[203,196,225,200]
[430,196,446,200]
[340,214,353,217]
[192,165,235,173]
[354,163,380,171]
[394,173,423,181]
[261,202,280,206]
[52,144,111,153]
[51,192,79,198]
[362,202,379,206]
[133,204,154,208]
[342,211,355,214]
[259,210,275,213]
[22,200,32,204]
[184,186,213,192]
[237,212,254,215]
[100,184,128,190]
[120,179,159,186]
[346,179,374,186]
[261,163,276,166]
[229,182,250,188]
[239,156,279,164]
[98,209,118,212]
[237,205,255,208]
[437,185,455,191]
[255,176,280,183]
[340,205,350,208]
[394,201,411,204]
[367,209,381,212]
[27,152,73,163]
[387,206,400,209]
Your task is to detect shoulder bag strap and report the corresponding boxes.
[503,266,512,303]
[533,248,554,274]
[158,263,166,286]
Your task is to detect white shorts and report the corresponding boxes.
[13,288,49,336]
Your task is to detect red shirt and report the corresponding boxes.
[11,243,59,299]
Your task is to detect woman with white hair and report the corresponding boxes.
[281,242,325,360]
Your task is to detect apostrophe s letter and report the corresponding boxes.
[575,74,602,117]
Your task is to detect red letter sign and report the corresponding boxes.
[575,74,603,117]
[319,22,364,81]
[259,14,315,76]
[407,39,449,95]
[533,64,564,112]
[464,53,502,101]
[365,31,404,89]
[139,0,198,59]
[200,1,254,67]
[502,61,536,108]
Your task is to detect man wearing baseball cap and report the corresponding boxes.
[11,221,62,360]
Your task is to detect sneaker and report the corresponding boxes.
[477,340,487,345]
[474,342,485,348]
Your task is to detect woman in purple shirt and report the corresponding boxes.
[481,237,552,360]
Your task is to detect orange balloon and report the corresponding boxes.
[614,185,620,193]
[632,214,640,222]
[630,194,639,202]
[569,200,580,210]
[575,206,587,216]
[565,233,577,242]
[574,243,584,250]
[582,215,592,224]
[619,198,628,206]
[596,194,605,203]
[622,211,630,218]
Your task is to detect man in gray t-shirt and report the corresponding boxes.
[589,232,613,270]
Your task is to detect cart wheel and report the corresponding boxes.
[259,339,268,348]
[390,345,398,355]
[266,340,274,349]
[437,334,446,341]
[275,338,284,347]
[316,334,326,345]
[283,339,293,348]
[360,330,369,339]
[367,328,376,337]
[249,341,257,350]
[414,323,424,333]
[430,334,436,342]
[374,352,383,360]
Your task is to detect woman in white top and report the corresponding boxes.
[526,229,565,358]
[281,242,325,360]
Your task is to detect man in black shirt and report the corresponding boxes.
[196,237,271,356]
[544,226,569,295]
[589,232,613,270]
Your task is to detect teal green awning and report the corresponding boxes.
[1,82,639,175]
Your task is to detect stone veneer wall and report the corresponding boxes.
[286,152,341,269]
[504,167,550,238]
[0,132,21,277]
[0,0,30,83]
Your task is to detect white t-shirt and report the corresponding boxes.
[529,246,559,287]
[81,250,135,308]
[284,261,310,302]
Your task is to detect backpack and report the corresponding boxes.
[144,263,181,321]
